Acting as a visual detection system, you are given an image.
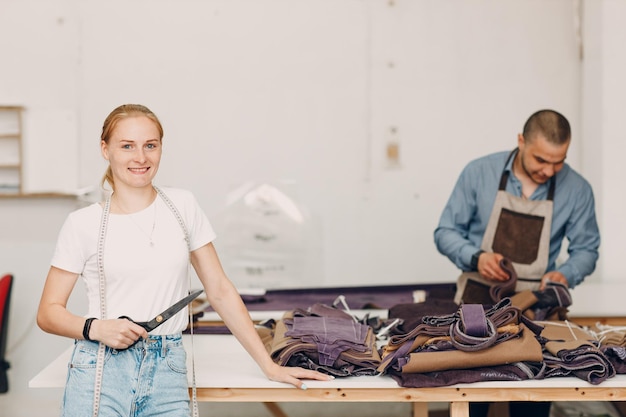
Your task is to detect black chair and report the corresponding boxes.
[0,274,13,393]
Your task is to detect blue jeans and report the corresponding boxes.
[61,334,190,417]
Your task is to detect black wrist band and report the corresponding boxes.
[470,250,485,270]
[83,317,97,341]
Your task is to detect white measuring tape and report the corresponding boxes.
[156,187,200,417]
[92,187,199,416]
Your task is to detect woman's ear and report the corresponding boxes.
[101,140,109,160]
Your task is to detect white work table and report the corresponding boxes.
[29,282,626,417]
[30,333,626,417]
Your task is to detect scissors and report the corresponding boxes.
[119,289,204,337]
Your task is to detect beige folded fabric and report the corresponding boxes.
[257,326,274,351]
[509,290,539,311]
[540,321,596,355]
[263,310,381,367]
[539,321,591,341]
[401,323,542,373]
[544,339,594,355]
[600,330,626,347]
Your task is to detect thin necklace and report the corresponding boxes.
[113,194,157,247]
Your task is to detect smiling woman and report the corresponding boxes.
[100,104,164,199]
[3,2,620,416]
[35,104,333,417]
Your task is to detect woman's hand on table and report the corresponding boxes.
[264,363,334,390]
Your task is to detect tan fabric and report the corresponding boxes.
[509,290,539,311]
[545,339,594,355]
[600,329,626,347]
[540,321,592,341]
[401,323,542,373]
[257,326,274,351]
[540,321,597,355]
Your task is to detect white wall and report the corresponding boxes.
[73,0,582,289]
[584,0,626,283]
[0,1,619,415]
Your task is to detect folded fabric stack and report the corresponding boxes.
[256,279,626,388]
[380,299,545,388]
[383,286,621,388]
[534,321,615,384]
[257,303,381,377]
[587,323,626,375]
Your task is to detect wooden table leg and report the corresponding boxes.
[450,401,470,417]
[412,402,429,417]
[263,402,289,417]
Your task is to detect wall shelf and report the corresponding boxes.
[0,106,24,195]
[0,192,80,199]
[0,105,81,199]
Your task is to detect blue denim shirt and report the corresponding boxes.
[434,150,600,288]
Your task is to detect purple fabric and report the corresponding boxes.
[536,342,616,384]
[208,283,455,312]
[191,283,456,335]
[379,298,533,372]
[532,281,572,308]
[388,362,536,388]
[286,316,368,344]
[285,316,369,366]
[603,346,626,374]
[286,351,379,377]
[489,257,517,302]
[459,304,489,337]
[388,298,459,333]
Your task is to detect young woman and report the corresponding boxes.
[37,104,331,416]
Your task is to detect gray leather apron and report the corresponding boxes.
[454,150,555,304]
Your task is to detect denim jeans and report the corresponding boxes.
[61,334,190,417]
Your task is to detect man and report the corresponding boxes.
[433,109,600,417]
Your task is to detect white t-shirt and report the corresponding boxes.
[51,187,216,335]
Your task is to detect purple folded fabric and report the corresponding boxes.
[388,362,536,388]
[285,316,370,366]
[540,346,615,385]
[286,316,368,344]
[459,304,489,337]
[489,257,517,302]
[532,281,572,308]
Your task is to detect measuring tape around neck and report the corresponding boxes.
[92,187,198,417]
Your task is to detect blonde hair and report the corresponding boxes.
[100,104,164,191]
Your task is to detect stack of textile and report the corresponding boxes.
[381,285,622,387]
[534,321,615,384]
[581,323,626,377]
[379,299,545,388]
[597,325,626,375]
[256,272,626,387]
[257,303,382,377]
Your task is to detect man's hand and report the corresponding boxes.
[477,252,510,282]
[540,271,568,290]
